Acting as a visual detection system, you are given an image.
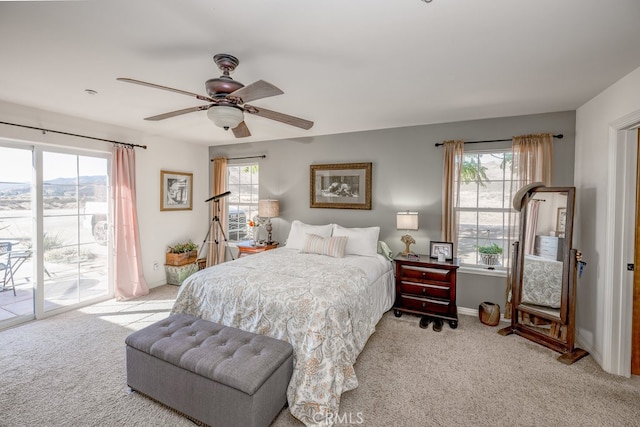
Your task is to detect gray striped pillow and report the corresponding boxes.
[301,234,349,258]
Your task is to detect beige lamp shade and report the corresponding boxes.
[396,211,418,230]
[258,199,280,218]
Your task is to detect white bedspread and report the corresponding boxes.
[171,247,394,426]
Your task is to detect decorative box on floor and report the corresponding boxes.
[165,263,197,286]
[125,313,293,427]
[165,250,197,266]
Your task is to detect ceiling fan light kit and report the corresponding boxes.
[118,53,313,138]
[207,105,244,130]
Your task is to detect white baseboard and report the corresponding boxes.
[458,306,509,324]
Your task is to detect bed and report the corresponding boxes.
[170,222,395,426]
[521,254,563,308]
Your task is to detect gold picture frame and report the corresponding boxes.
[160,170,193,211]
[310,162,372,209]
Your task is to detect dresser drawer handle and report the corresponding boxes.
[422,302,426,308]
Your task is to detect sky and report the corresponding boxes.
[0,146,107,184]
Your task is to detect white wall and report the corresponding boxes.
[575,64,640,375]
[211,111,577,312]
[0,100,210,289]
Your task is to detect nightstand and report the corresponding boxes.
[534,235,564,261]
[236,241,279,258]
[393,255,460,329]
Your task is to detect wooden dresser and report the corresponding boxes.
[393,255,460,329]
[534,235,564,261]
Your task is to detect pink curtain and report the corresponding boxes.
[112,145,149,300]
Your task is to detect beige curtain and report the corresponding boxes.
[442,140,464,255]
[207,157,228,267]
[511,133,553,187]
[504,133,554,317]
[112,145,149,300]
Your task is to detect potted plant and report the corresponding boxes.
[477,242,503,266]
[166,240,198,266]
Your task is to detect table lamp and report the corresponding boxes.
[397,211,419,255]
[258,199,280,244]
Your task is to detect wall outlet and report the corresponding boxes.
[153,261,159,271]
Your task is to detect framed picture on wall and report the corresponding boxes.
[160,170,193,211]
[556,207,567,234]
[310,162,372,209]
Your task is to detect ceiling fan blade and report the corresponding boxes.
[145,105,210,121]
[229,80,284,104]
[245,105,314,130]
[232,121,251,138]
[117,78,216,103]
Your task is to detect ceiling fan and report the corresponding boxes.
[117,53,314,138]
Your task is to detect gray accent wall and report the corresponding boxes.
[210,111,576,312]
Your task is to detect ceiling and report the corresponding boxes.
[2,0,640,147]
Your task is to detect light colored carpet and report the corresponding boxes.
[1,285,639,426]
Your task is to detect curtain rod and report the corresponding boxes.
[434,134,563,147]
[0,121,147,149]
[211,155,266,161]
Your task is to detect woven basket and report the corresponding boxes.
[478,301,500,326]
[480,253,500,266]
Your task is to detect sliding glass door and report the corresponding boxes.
[42,151,110,311]
[0,145,34,326]
[0,142,111,329]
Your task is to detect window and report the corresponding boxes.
[456,149,516,269]
[226,163,259,242]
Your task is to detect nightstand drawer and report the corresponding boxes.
[537,247,557,257]
[399,264,451,283]
[398,294,450,315]
[399,280,451,300]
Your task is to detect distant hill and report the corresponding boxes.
[0,175,107,201]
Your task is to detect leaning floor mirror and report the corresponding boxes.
[498,184,588,364]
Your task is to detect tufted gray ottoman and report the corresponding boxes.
[125,313,293,427]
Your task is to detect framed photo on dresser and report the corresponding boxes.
[429,241,453,260]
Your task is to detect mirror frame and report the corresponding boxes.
[498,185,588,364]
[514,186,575,323]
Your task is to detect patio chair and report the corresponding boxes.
[1,242,16,295]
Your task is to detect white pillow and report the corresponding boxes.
[285,220,333,249]
[331,224,380,257]
[301,234,349,258]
